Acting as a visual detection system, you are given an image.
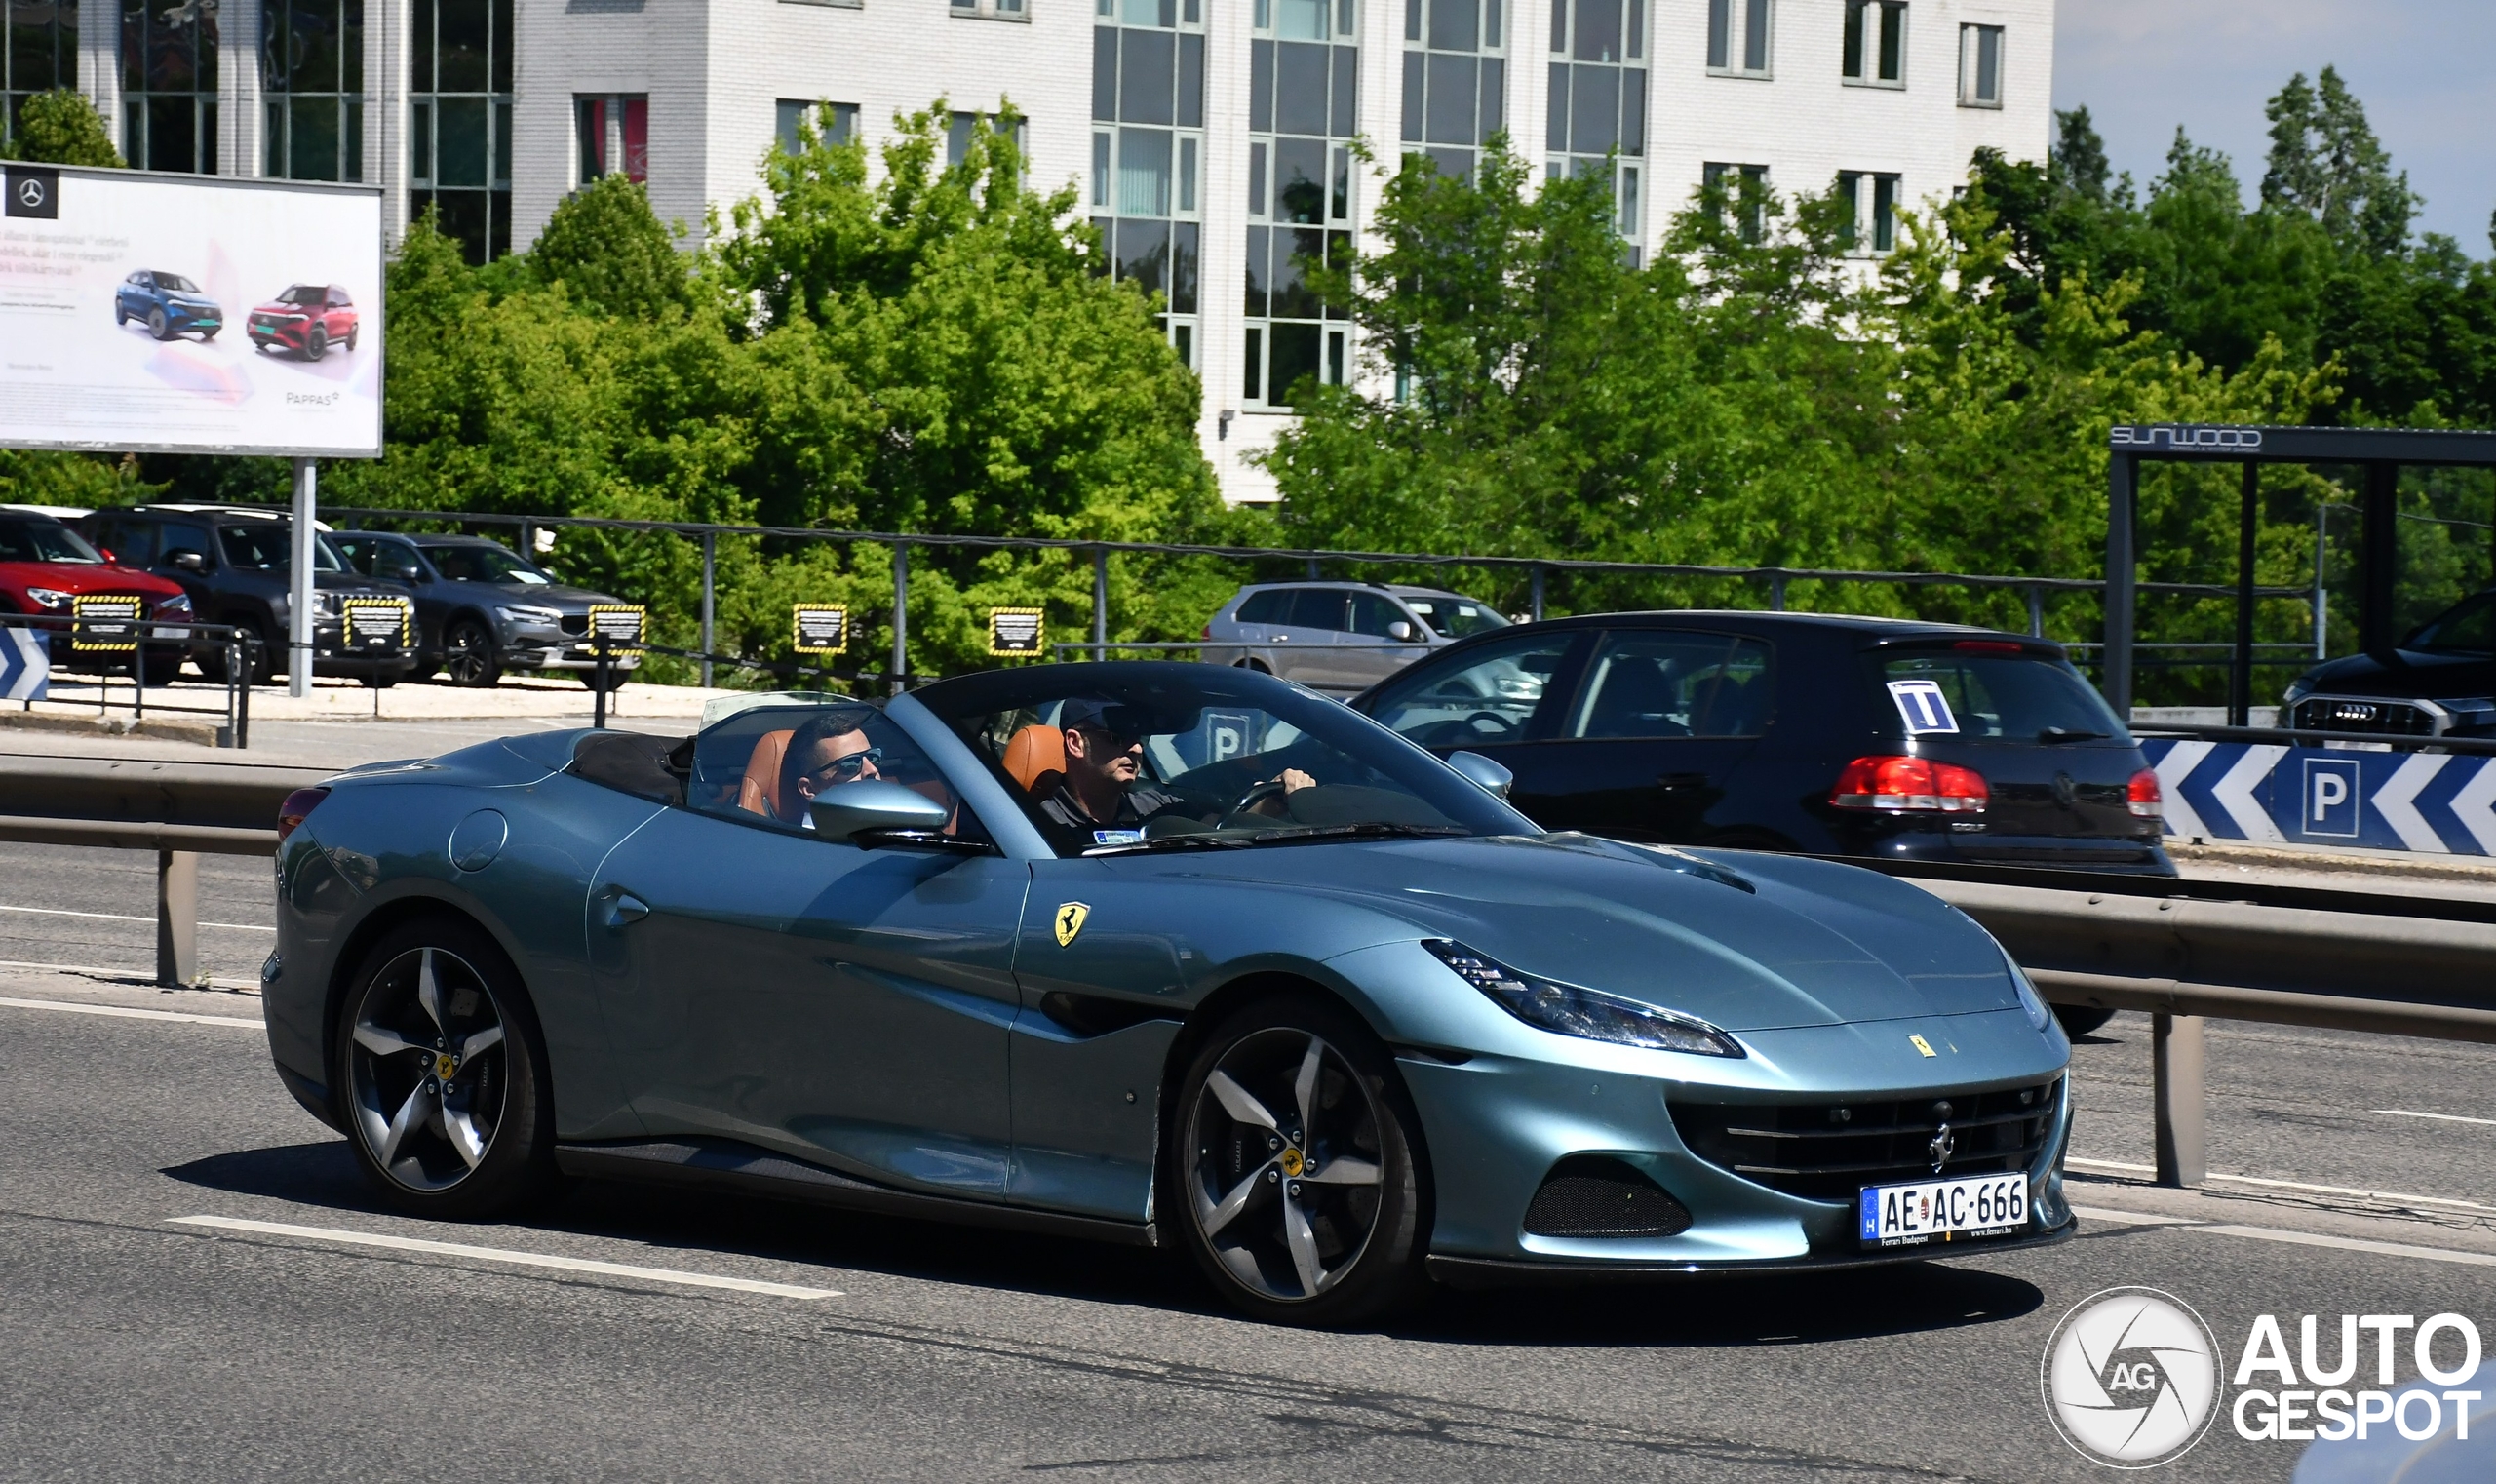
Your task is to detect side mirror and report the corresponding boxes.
[1445,750,1513,800]
[1386,619,1420,643]
[805,779,952,844]
[169,550,206,573]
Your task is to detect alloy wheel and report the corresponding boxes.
[307,326,329,361]
[347,947,510,1192]
[443,621,497,685]
[1185,1028,1386,1303]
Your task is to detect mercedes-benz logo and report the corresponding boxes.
[2041,1288,2220,1467]
[1927,1122,1955,1172]
[15,177,44,208]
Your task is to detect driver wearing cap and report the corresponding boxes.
[1041,699,1185,838]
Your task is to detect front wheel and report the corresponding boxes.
[1167,996,1429,1326]
[346,326,360,352]
[442,618,499,686]
[147,306,171,340]
[335,917,555,1218]
[307,325,329,361]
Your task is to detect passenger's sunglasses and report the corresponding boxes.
[804,747,882,783]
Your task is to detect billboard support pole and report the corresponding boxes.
[289,457,316,697]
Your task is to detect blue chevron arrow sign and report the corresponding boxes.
[0,625,47,701]
[2142,738,2496,855]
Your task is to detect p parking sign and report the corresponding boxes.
[793,605,849,655]
[2302,757,2361,838]
[988,607,1044,657]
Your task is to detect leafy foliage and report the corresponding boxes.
[1,89,122,167]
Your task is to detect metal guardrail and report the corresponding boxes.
[2,612,263,747]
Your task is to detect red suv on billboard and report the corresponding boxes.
[0,507,197,685]
[248,284,360,361]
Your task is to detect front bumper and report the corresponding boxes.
[249,317,318,350]
[1428,1215,2079,1287]
[500,632,643,674]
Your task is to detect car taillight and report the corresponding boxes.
[2127,766,2164,818]
[1830,756,1989,812]
[276,787,332,842]
[1201,623,1214,640]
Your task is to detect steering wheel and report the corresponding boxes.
[1464,711,1520,740]
[1228,779,1292,819]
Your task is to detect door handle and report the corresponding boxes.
[604,891,650,928]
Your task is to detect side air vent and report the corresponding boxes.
[1522,1156,1694,1237]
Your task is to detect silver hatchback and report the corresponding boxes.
[1200,581,1509,692]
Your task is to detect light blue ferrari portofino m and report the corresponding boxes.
[262,662,2075,1324]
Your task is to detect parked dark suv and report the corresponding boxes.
[332,531,640,689]
[2282,587,2496,738]
[1351,610,2172,873]
[78,505,419,685]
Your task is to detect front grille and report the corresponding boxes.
[2289,697,2438,736]
[1670,1078,2061,1203]
[1523,1156,1693,1237]
[560,614,589,636]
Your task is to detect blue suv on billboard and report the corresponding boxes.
[114,270,222,341]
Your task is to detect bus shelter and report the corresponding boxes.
[2104,424,2496,721]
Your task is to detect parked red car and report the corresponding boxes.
[248,284,360,361]
[0,508,198,684]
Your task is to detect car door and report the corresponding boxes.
[342,538,440,653]
[1274,586,1359,690]
[1526,628,1777,841]
[1358,626,1595,826]
[586,759,1029,1196]
[1343,590,1428,688]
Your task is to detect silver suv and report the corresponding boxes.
[1200,582,1509,692]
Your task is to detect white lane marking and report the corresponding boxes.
[2074,1206,2496,1268]
[2070,1205,2203,1228]
[2151,739,2215,840]
[2068,1156,2496,1213]
[0,996,260,1028]
[0,902,272,931]
[169,1216,841,1299]
[2209,744,2289,843]
[2373,752,2453,853]
[2377,1109,2496,1127]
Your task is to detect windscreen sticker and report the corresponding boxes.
[1091,829,1145,846]
[1888,679,1959,735]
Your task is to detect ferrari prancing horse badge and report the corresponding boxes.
[1054,902,1091,947]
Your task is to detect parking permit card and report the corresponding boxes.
[1887,679,1958,735]
[1092,829,1144,845]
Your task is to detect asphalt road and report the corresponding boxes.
[4,840,2495,1481]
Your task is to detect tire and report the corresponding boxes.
[346,326,360,352]
[201,328,218,341]
[2054,1004,2119,1039]
[333,916,556,1219]
[1232,658,1272,675]
[245,622,282,686]
[307,325,329,362]
[442,618,500,686]
[147,306,171,340]
[1165,995,1429,1326]
[140,655,185,687]
[115,306,127,326]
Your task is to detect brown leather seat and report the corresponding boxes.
[736,729,795,820]
[1002,723,1066,797]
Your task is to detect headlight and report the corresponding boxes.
[312,592,340,617]
[2004,945,2054,1034]
[496,605,564,627]
[1424,940,1744,1056]
[24,586,70,610]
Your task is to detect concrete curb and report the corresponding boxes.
[0,711,222,748]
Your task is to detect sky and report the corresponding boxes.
[2051,0,2495,250]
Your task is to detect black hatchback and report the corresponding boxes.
[1348,610,2173,875]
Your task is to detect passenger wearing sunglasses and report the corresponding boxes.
[780,709,886,827]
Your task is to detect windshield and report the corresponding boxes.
[422,543,549,585]
[2405,592,2496,655]
[1401,594,1508,639]
[1879,648,2128,743]
[914,663,1534,856]
[218,524,344,572]
[0,518,104,565]
[278,285,325,306]
[156,273,199,293]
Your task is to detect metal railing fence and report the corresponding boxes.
[1,613,262,747]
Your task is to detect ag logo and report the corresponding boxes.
[2042,1287,2221,1467]
[1052,901,1090,947]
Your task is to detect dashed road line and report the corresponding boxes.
[0,996,259,1028]
[0,902,271,931]
[168,1216,843,1300]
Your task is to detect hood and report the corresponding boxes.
[0,562,183,597]
[1178,834,2020,1033]
[2294,649,2496,702]
[473,583,615,608]
[312,570,412,597]
[167,293,219,309]
[253,299,313,315]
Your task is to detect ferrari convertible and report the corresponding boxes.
[262,662,2075,1324]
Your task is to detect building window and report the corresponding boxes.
[952,0,1027,17]
[1841,0,1902,87]
[2,0,77,153]
[121,0,217,172]
[1242,0,1355,407]
[1703,161,1767,242]
[1958,24,2001,107]
[263,0,366,181]
[1705,0,1768,76]
[1837,171,1897,253]
[1400,0,1504,182]
[410,0,514,263]
[575,95,647,185]
[775,99,858,155]
[1548,0,1644,259]
[1093,0,1202,368]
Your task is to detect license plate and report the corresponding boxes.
[1858,1173,2027,1248]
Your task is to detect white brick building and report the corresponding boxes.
[22,0,2051,500]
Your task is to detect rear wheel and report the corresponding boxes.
[1167,996,1428,1326]
[334,917,555,1218]
[442,618,499,686]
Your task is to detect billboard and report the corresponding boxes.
[0,163,382,457]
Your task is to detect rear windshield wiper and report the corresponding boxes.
[1235,823,1470,847]
[2038,727,2111,744]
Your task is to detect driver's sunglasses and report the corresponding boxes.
[1073,724,1145,749]
[805,747,882,783]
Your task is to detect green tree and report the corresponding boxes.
[2,89,122,166]
[2262,66,2415,256]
